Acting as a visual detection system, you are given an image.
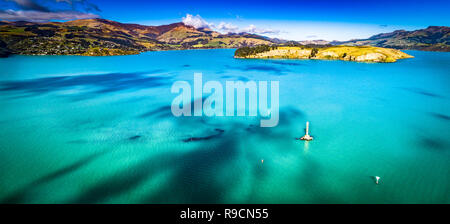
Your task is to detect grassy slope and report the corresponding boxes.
[236,45,413,62]
[336,26,450,52]
[0,19,274,56]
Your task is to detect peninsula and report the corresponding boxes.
[234,45,413,62]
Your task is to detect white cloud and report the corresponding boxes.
[242,24,280,35]
[182,14,211,29]
[0,9,99,22]
[216,22,239,33]
[181,14,280,35]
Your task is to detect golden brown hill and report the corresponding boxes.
[0,18,273,56]
[235,45,413,63]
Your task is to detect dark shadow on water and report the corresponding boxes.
[33,151,108,185]
[225,65,288,75]
[428,112,450,121]
[71,134,238,203]
[420,137,448,151]
[141,136,239,203]
[70,154,165,203]
[236,76,250,82]
[220,75,250,82]
[0,70,170,97]
[399,87,445,99]
[128,135,141,141]
[182,128,225,142]
[3,105,316,203]
[267,61,304,66]
[61,106,307,203]
[1,150,109,203]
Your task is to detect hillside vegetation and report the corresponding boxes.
[1,19,447,56]
[235,45,413,62]
[333,26,450,52]
[0,19,273,56]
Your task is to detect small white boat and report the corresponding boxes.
[300,121,313,141]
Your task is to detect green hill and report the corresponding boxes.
[332,26,450,52]
[0,19,273,56]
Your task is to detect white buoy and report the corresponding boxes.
[300,121,313,141]
[375,176,380,184]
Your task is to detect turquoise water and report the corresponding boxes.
[0,49,449,204]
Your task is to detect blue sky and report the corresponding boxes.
[1,0,449,41]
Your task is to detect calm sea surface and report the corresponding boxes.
[0,49,449,203]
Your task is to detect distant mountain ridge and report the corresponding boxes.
[332,26,450,51]
[0,19,449,57]
[0,18,273,56]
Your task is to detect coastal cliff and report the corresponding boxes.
[234,45,413,62]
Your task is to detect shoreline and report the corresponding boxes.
[0,47,241,57]
[234,45,414,63]
[4,47,449,58]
